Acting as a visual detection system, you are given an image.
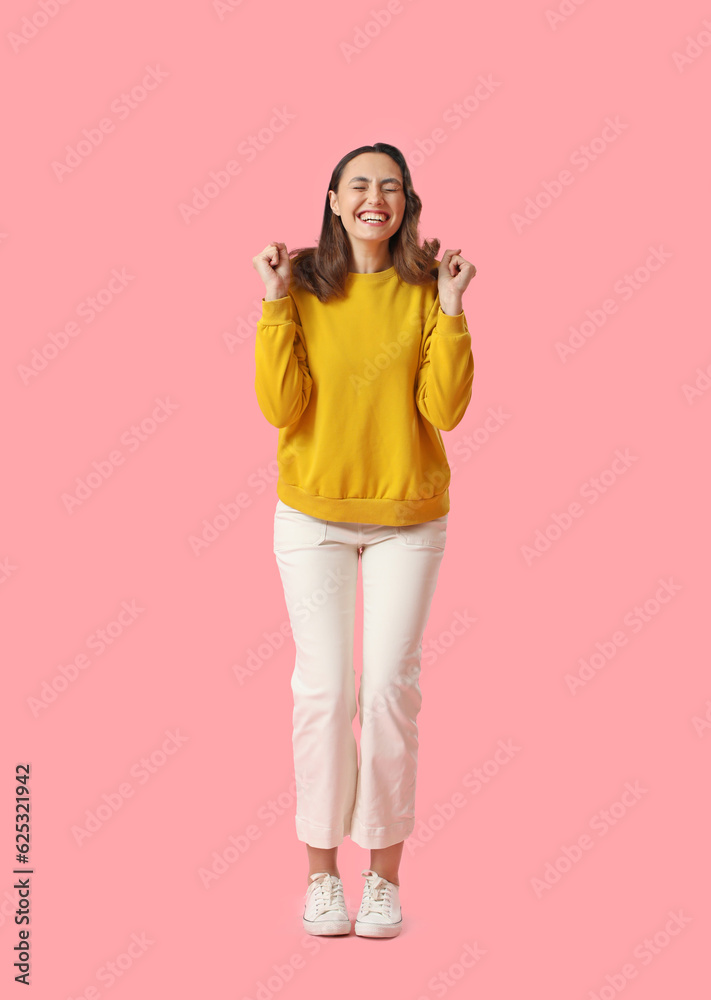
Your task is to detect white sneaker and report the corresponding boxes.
[355,869,402,937]
[302,872,351,936]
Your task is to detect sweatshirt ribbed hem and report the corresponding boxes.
[277,482,450,526]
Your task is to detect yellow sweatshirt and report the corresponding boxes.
[254,261,474,526]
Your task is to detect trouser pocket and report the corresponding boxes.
[274,507,329,552]
[395,514,448,549]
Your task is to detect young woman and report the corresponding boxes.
[252,142,476,938]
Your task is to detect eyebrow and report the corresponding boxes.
[347,176,402,184]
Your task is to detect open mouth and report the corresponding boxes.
[357,212,390,226]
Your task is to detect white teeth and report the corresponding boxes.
[359,213,388,222]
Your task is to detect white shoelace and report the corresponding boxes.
[359,871,392,916]
[309,874,346,915]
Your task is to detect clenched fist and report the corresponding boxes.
[252,242,291,301]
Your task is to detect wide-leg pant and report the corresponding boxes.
[273,498,448,849]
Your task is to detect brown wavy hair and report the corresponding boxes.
[288,142,440,303]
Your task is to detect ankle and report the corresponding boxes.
[370,871,399,886]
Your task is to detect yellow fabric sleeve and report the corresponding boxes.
[254,294,313,428]
[415,295,475,431]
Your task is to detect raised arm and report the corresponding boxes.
[254,292,313,427]
[252,241,313,428]
[415,293,474,432]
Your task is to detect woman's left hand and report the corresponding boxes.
[438,248,477,315]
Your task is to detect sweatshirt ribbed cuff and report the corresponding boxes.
[435,307,469,336]
[260,296,292,323]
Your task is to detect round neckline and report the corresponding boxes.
[345,265,396,282]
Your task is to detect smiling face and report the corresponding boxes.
[328,152,407,253]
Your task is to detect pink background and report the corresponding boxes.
[3,0,710,996]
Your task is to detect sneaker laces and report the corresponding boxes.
[309,874,345,916]
[359,870,392,916]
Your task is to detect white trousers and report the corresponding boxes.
[273,498,448,849]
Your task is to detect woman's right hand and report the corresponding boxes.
[252,242,291,300]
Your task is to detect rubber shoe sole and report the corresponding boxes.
[354,914,402,937]
[303,913,351,936]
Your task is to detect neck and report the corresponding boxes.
[347,241,393,274]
